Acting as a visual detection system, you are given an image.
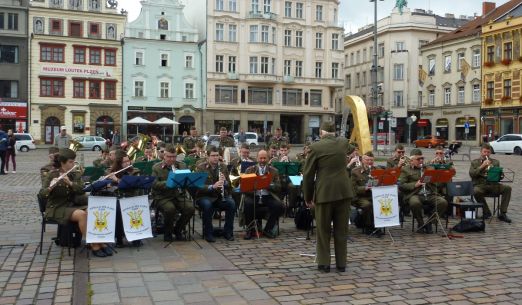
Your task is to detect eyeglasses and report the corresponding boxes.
[435,152,444,155]
[413,157,424,160]
[397,150,405,153]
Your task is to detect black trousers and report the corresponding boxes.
[244,194,284,232]
[0,151,5,173]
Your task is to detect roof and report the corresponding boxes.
[424,0,522,47]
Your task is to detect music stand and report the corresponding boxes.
[369,168,402,242]
[240,172,273,239]
[240,161,257,174]
[417,169,454,239]
[83,179,113,193]
[165,170,208,247]
[272,162,300,221]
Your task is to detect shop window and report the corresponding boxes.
[73,113,85,133]
[455,117,477,141]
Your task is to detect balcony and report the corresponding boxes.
[243,74,278,83]
[283,75,294,83]
[227,72,239,80]
[248,11,278,21]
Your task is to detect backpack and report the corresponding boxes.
[54,224,82,248]
[294,206,313,230]
[452,219,485,233]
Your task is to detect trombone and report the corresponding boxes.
[49,161,80,189]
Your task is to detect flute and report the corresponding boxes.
[49,162,80,189]
[100,165,133,181]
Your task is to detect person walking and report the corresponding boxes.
[0,127,7,175]
[4,129,16,173]
[302,121,355,273]
[237,128,247,148]
[54,126,71,148]
[111,129,121,148]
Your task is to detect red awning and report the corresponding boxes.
[417,119,430,127]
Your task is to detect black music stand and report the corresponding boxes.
[417,169,453,239]
[165,171,208,247]
[240,173,272,239]
[272,162,301,221]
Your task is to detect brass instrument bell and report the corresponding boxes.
[126,145,139,161]
[135,133,150,151]
[175,144,187,155]
[69,140,83,152]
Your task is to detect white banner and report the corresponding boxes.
[40,65,114,78]
[86,196,117,244]
[371,185,400,228]
[119,195,153,242]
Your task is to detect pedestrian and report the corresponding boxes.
[112,129,121,148]
[238,128,247,147]
[5,129,16,173]
[0,127,7,175]
[302,121,355,273]
[54,126,71,148]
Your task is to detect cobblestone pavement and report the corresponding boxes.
[2,147,522,304]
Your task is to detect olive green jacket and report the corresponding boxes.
[151,161,187,202]
[351,166,372,198]
[183,135,203,150]
[194,161,233,202]
[469,157,500,186]
[244,164,282,201]
[386,156,400,169]
[302,135,355,204]
[398,166,437,201]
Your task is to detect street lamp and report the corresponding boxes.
[370,0,383,151]
[408,114,417,145]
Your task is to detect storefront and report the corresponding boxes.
[421,106,480,145]
[0,101,28,133]
[416,119,431,137]
[435,118,449,139]
[455,117,477,141]
[480,108,522,142]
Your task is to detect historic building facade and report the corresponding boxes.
[28,0,126,143]
[206,0,344,143]
[343,7,467,143]
[0,0,28,132]
[481,2,522,140]
[123,0,203,142]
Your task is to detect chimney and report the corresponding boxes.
[482,2,496,16]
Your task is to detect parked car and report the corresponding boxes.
[234,132,259,146]
[488,134,522,155]
[14,133,36,152]
[413,135,447,148]
[74,136,108,151]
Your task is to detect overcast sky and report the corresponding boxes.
[120,0,511,34]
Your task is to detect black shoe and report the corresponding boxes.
[263,229,276,239]
[131,240,143,247]
[498,213,512,223]
[163,233,174,242]
[173,229,186,241]
[204,234,216,243]
[483,211,492,219]
[0,172,6,175]
[101,246,113,256]
[244,230,254,240]
[116,239,126,248]
[224,233,234,241]
[423,223,433,234]
[318,265,330,273]
[92,249,107,257]
[336,266,346,272]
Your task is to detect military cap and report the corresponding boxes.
[59,148,76,160]
[320,121,335,133]
[410,148,423,156]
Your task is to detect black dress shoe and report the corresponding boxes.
[317,265,330,273]
[263,229,276,239]
[204,235,216,243]
[336,266,346,272]
[92,249,107,257]
[224,233,234,241]
[483,211,492,219]
[173,229,186,241]
[101,246,113,256]
[424,223,433,234]
[164,233,174,242]
[244,230,253,240]
[498,213,512,223]
[131,240,143,247]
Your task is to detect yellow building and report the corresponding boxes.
[28,0,126,143]
[481,6,522,140]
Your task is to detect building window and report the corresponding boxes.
[295,60,302,77]
[457,52,464,70]
[89,48,101,65]
[229,0,237,12]
[185,83,194,99]
[228,56,236,72]
[473,50,481,68]
[40,78,64,97]
[428,90,435,106]
[504,42,512,61]
[89,80,101,99]
[260,57,269,74]
[215,85,238,104]
[216,55,224,72]
[458,86,464,104]
[356,51,360,64]
[418,40,428,48]
[215,23,224,41]
[362,71,367,86]
[332,33,339,50]
[0,80,18,98]
[249,25,258,42]
[251,0,259,12]
[248,87,272,105]
[261,25,269,43]
[73,46,86,64]
[284,60,291,76]
[135,51,144,65]
[393,91,403,107]
[363,48,367,62]
[69,21,82,37]
[228,24,237,42]
[486,81,494,100]
[444,87,451,105]
[395,41,404,51]
[50,19,62,35]
[355,73,360,87]
[473,84,480,102]
[134,81,144,97]
[0,13,4,30]
[282,88,302,106]
[378,43,384,58]
[263,0,271,13]
[0,45,19,63]
[444,55,451,73]
[215,0,224,10]
[104,81,116,99]
[310,90,322,107]
[315,62,322,78]
[504,79,512,98]
[160,82,169,98]
[7,13,18,30]
[272,26,276,43]
[160,53,168,67]
[393,64,404,80]
[315,32,323,49]
[346,74,351,89]
[316,5,323,21]
[296,2,303,18]
[428,58,435,75]
[285,1,292,17]
[104,49,116,66]
[40,44,64,62]
[88,22,100,38]
[295,30,303,47]
[418,91,422,107]
[332,63,339,79]
[249,56,258,73]
[486,46,494,63]
[185,55,193,68]
[284,30,291,46]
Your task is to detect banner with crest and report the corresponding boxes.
[86,196,117,243]
[371,185,400,228]
[119,195,153,242]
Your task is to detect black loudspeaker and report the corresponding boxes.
[241,89,245,103]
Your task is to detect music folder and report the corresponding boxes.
[118,175,156,190]
[240,173,273,193]
[421,169,453,184]
[289,175,303,186]
[83,179,112,192]
[370,168,401,186]
[240,161,257,174]
[166,170,207,189]
[272,162,301,175]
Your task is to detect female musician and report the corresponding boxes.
[40,148,110,257]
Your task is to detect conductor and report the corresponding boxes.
[302,121,355,273]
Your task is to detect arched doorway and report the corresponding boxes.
[95,116,114,139]
[45,116,61,144]
[178,115,195,135]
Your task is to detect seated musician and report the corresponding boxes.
[151,144,195,242]
[399,149,448,234]
[428,146,452,167]
[268,144,278,165]
[194,146,235,242]
[41,147,60,186]
[156,142,166,161]
[229,143,256,210]
[137,146,156,162]
[243,150,284,239]
[296,142,311,162]
[386,144,407,169]
[346,146,361,171]
[273,144,295,215]
[40,148,111,257]
[469,143,512,223]
[183,126,203,154]
[93,149,109,168]
[351,152,379,234]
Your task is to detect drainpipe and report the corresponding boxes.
[197,39,206,130]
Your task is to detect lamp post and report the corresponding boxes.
[407,114,417,145]
[370,0,383,151]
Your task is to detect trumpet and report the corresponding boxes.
[418,163,431,198]
[49,161,80,189]
[399,155,411,167]
[366,165,376,188]
[485,156,492,171]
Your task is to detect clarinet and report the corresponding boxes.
[218,163,226,202]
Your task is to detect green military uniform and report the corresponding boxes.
[183,136,203,151]
[351,166,374,230]
[152,161,195,238]
[267,136,288,150]
[386,156,401,168]
[40,163,56,186]
[399,165,448,230]
[302,134,355,269]
[218,136,235,149]
[469,157,511,216]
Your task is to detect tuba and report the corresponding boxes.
[400,155,411,166]
[126,144,139,161]
[69,140,83,152]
